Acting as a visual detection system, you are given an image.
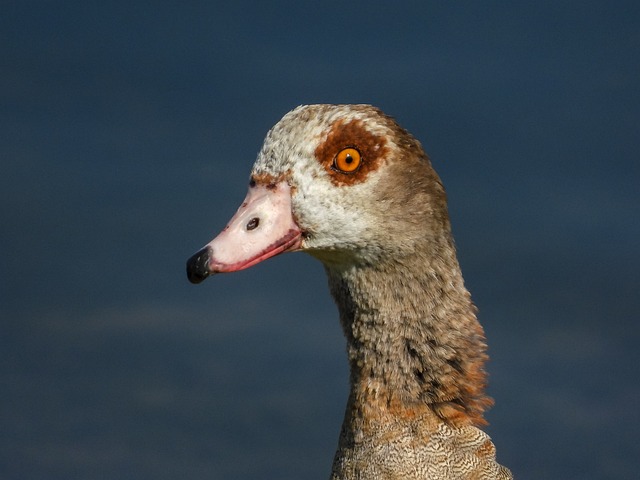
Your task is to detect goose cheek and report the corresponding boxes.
[186,181,302,282]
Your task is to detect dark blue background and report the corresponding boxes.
[2,1,639,479]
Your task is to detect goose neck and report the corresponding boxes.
[326,254,491,425]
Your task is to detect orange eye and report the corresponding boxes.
[333,148,362,173]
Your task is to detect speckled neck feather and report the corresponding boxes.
[326,241,492,427]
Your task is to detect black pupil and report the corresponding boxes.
[345,154,353,164]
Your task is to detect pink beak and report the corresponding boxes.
[186,181,302,284]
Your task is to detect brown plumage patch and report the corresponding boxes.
[314,118,389,186]
[249,172,288,189]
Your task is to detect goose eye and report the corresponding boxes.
[333,148,362,173]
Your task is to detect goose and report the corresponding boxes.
[186,104,512,479]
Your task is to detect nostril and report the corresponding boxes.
[246,217,260,231]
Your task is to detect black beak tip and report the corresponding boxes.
[186,247,212,284]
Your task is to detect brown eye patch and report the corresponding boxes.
[314,118,389,186]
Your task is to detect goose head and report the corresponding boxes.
[186,104,450,281]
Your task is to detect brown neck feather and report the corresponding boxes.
[325,239,492,427]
